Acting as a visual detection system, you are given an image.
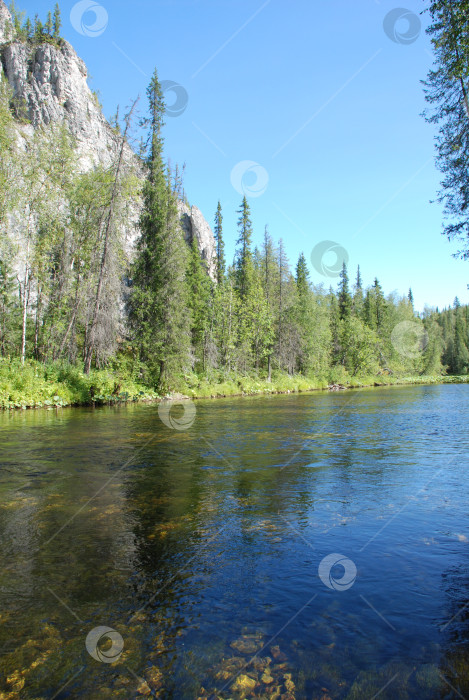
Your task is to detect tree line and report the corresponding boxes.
[6,2,62,46]
[0,65,468,392]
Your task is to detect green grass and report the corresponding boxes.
[0,358,467,410]
[0,358,158,409]
[182,371,328,399]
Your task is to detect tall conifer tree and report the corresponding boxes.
[214,200,225,284]
[130,69,190,389]
[235,196,253,300]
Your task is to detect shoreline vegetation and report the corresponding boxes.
[1,8,468,411]
[0,359,467,410]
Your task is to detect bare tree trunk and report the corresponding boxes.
[58,273,81,359]
[84,99,137,374]
[34,288,41,360]
[21,263,29,365]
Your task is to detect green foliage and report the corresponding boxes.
[130,69,191,391]
[341,316,380,376]
[0,29,465,409]
[439,301,469,373]
[0,81,16,221]
[8,2,63,45]
[235,196,254,299]
[214,200,225,284]
[0,358,158,409]
[338,262,352,321]
[53,3,61,39]
[423,0,469,258]
[186,237,213,373]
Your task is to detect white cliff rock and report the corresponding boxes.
[0,34,123,170]
[177,201,216,280]
[0,0,215,274]
[0,0,12,44]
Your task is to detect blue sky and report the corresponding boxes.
[22,0,469,310]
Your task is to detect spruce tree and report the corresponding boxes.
[328,287,341,366]
[45,11,53,36]
[294,252,315,373]
[34,16,43,42]
[9,1,23,36]
[338,262,352,321]
[130,69,191,389]
[296,252,310,299]
[261,226,277,378]
[355,265,363,292]
[275,238,293,371]
[214,200,225,284]
[453,306,469,373]
[235,196,253,300]
[373,277,387,331]
[353,264,364,317]
[53,3,61,40]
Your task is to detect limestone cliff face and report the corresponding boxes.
[0,16,124,171]
[0,0,12,44]
[0,0,216,276]
[177,201,216,278]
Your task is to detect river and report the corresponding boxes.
[0,384,468,699]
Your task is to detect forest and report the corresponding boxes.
[0,2,468,408]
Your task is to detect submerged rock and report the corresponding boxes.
[270,645,288,663]
[231,673,257,693]
[231,635,263,655]
[261,670,274,684]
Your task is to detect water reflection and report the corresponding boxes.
[0,385,467,698]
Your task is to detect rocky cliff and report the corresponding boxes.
[0,0,11,44]
[177,201,216,276]
[0,0,216,277]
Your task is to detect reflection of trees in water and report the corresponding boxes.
[437,562,469,697]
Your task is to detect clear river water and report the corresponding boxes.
[0,384,468,699]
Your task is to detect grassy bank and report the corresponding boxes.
[184,372,469,400]
[0,359,159,409]
[0,358,467,409]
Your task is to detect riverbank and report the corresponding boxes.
[0,358,467,410]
